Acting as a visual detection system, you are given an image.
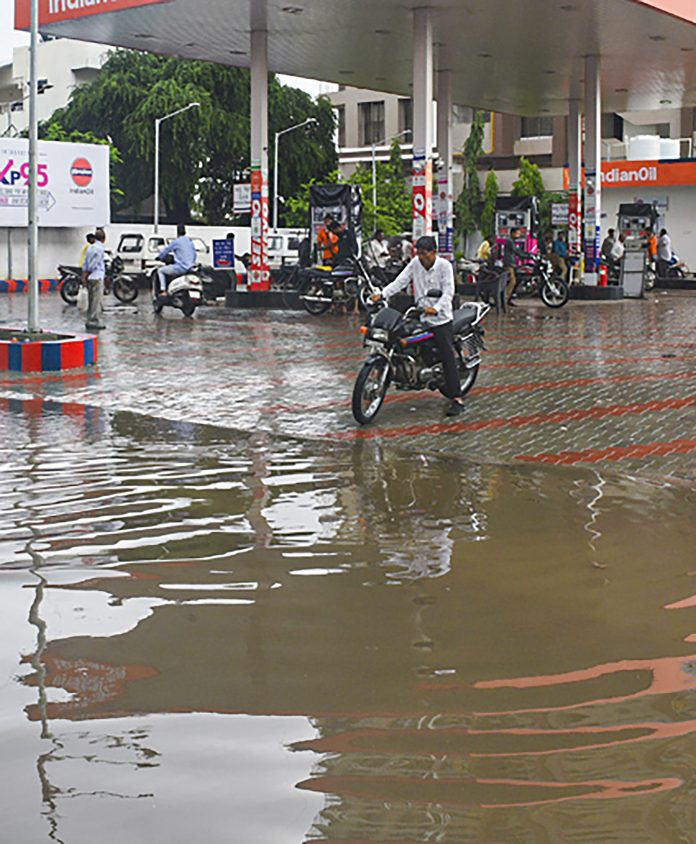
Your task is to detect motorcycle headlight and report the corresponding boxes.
[369,328,389,342]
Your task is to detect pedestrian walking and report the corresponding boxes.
[552,231,569,280]
[657,228,672,279]
[82,228,106,330]
[503,227,527,307]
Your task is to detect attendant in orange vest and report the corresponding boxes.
[317,214,339,265]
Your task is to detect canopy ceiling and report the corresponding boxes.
[27,0,696,115]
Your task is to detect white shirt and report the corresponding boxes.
[657,234,672,262]
[364,237,389,268]
[381,256,455,326]
[610,240,625,261]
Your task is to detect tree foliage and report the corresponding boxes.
[284,140,411,234]
[480,170,499,240]
[512,156,566,232]
[41,49,336,224]
[455,110,486,241]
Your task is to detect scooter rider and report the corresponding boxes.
[155,224,197,299]
[371,235,467,417]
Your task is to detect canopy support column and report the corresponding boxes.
[412,7,434,249]
[583,55,602,285]
[250,24,269,291]
[568,82,582,282]
[436,69,454,262]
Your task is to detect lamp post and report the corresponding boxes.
[273,117,317,231]
[153,102,200,233]
[27,0,39,332]
[371,129,412,226]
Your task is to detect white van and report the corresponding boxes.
[117,232,211,277]
[268,230,305,269]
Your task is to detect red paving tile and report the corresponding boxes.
[517,438,696,466]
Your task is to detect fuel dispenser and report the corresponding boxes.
[495,196,540,258]
[617,202,659,298]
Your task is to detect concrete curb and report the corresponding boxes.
[0,327,98,372]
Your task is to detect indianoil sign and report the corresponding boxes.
[563,159,696,190]
[15,0,171,29]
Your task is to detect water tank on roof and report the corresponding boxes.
[659,138,680,159]
[628,135,661,161]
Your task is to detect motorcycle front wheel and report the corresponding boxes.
[352,357,390,424]
[113,276,138,303]
[540,277,569,308]
[301,279,332,316]
[59,277,80,305]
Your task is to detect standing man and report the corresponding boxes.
[82,228,106,331]
[79,232,96,270]
[552,231,569,280]
[601,228,616,264]
[317,214,339,265]
[373,235,467,417]
[364,229,389,269]
[657,228,672,279]
[156,224,197,299]
[503,227,527,307]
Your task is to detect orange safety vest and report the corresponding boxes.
[317,227,339,263]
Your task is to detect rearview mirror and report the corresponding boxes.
[427,288,443,299]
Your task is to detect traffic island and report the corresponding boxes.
[0,328,98,372]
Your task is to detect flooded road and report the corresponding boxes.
[2,400,696,842]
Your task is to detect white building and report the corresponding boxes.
[0,38,110,137]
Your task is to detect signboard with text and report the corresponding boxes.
[15,0,171,30]
[233,183,251,214]
[0,138,110,228]
[249,167,269,290]
[412,151,432,246]
[563,158,696,191]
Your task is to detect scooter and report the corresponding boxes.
[151,263,205,317]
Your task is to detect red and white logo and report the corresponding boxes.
[71,158,93,187]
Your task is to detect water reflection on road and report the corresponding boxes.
[2,400,696,842]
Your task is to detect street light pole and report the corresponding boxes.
[27,0,39,332]
[371,129,411,229]
[272,117,317,231]
[153,102,200,233]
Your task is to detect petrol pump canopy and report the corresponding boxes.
[15,0,696,116]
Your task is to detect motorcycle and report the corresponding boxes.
[59,255,138,306]
[512,254,569,308]
[298,256,381,316]
[351,291,489,425]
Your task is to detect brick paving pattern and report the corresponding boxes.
[1,290,695,483]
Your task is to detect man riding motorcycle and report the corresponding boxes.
[371,235,467,417]
[155,224,197,300]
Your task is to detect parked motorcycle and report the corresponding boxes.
[513,254,569,308]
[59,255,138,306]
[298,256,381,316]
[352,292,489,425]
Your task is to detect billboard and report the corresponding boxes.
[15,0,171,30]
[563,159,696,191]
[0,138,110,228]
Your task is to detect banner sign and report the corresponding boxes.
[568,191,581,258]
[436,176,454,261]
[15,0,171,29]
[213,238,235,270]
[551,202,569,226]
[233,183,251,214]
[249,167,269,290]
[583,170,600,271]
[412,151,432,246]
[563,158,696,191]
[0,138,109,228]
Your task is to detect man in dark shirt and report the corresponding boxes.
[503,227,527,306]
[328,220,357,266]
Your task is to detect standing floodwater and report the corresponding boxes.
[1,400,696,842]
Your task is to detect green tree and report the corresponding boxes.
[284,140,411,234]
[512,156,567,232]
[42,50,336,224]
[455,111,486,245]
[480,170,499,240]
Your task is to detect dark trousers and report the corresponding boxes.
[432,322,461,400]
[657,258,670,279]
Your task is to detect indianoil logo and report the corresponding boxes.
[71,158,93,187]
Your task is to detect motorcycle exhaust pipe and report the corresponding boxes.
[301,295,334,303]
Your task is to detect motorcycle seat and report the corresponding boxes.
[452,306,479,333]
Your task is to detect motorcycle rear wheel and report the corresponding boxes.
[540,277,569,308]
[113,276,138,304]
[301,279,332,316]
[352,358,390,424]
[60,277,80,305]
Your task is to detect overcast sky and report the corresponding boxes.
[0,0,329,97]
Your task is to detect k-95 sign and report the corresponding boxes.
[0,138,110,228]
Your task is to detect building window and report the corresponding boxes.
[359,100,385,146]
[398,98,412,136]
[10,101,24,112]
[334,105,346,148]
[655,122,671,139]
[520,116,553,138]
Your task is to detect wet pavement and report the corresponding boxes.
[2,290,696,483]
[2,291,696,842]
